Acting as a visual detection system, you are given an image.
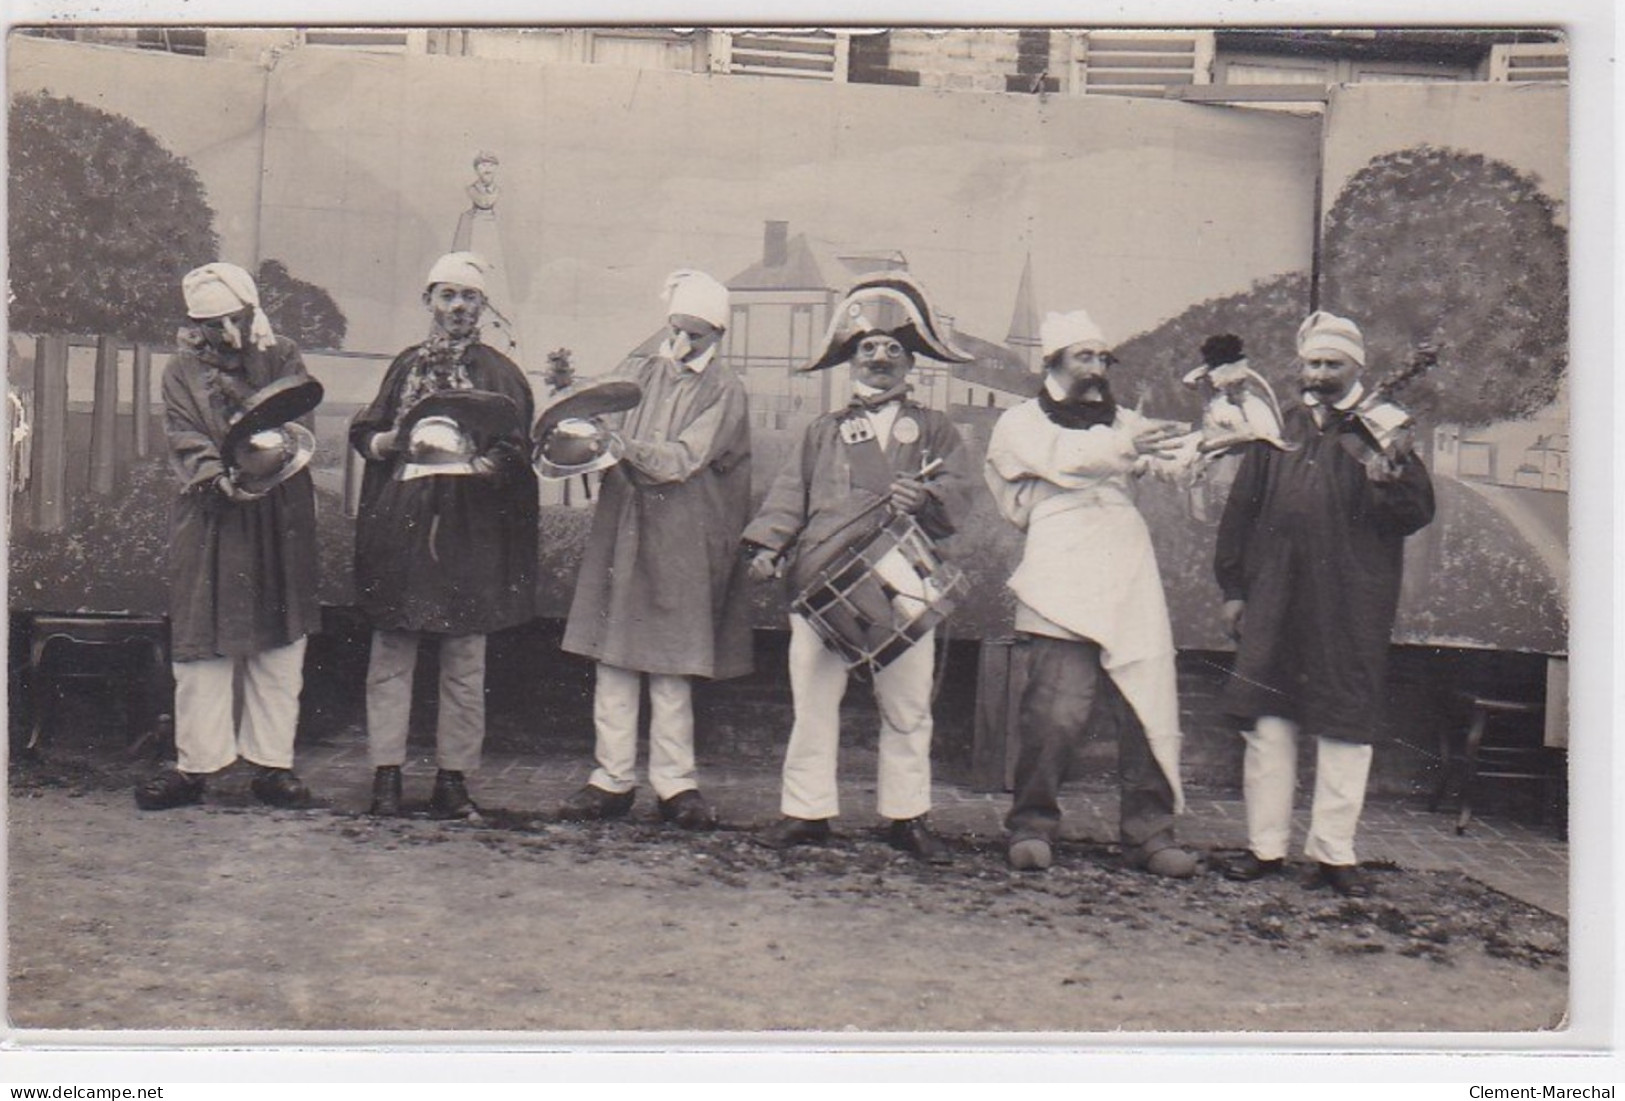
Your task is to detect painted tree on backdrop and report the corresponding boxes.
[256,259,348,351]
[1120,146,1568,432]
[1319,145,1567,428]
[8,92,218,343]
[9,92,350,354]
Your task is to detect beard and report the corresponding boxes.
[1040,376,1118,430]
[1068,375,1113,405]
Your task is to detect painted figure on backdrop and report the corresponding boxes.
[743,273,975,865]
[136,262,322,811]
[983,308,1199,878]
[557,270,755,830]
[1179,333,1289,523]
[1216,311,1435,898]
[451,151,519,357]
[351,251,538,822]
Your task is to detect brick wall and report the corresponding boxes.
[881,29,1063,94]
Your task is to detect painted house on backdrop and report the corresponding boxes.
[606,220,1035,468]
[8,27,1570,657]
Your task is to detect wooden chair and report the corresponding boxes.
[1430,691,1564,836]
[19,612,171,754]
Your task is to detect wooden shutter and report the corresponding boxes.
[1488,43,1568,84]
[709,30,848,81]
[1071,31,1215,97]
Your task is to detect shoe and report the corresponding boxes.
[1139,846,1199,879]
[657,789,718,831]
[369,766,402,817]
[133,769,205,811]
[250,767,310,808]
[556,783,635,822]
[755,816,832,850]
[1007,837,1053,872]
[428,769,481,821]
[1222,852,1286,882]
[1311,862,1371,898]
[886,815,952,866]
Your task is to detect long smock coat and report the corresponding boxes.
[164,336,320,663]
[742,399,973,595]
[562,353,754,680]
[350,343,538,635]
[984,401,1186,810]
[1214,401,1435,743]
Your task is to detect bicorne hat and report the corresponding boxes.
[800,272,974,373]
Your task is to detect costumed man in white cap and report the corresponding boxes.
[983,308,1199,876]
[136,262,322,810]
[557,269,754,830]
[350,251,538,820]
[742,273,975,865]
[1216,311,1434,897]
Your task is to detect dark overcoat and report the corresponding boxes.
[1213,402,1435,742]
[164,336,321,663]
[350,343,538,635]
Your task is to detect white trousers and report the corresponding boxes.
[781,614,934,822]
[1242,715,1374,866]
[172,637,307,775]
[588,663,697,801]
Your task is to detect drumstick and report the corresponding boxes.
[801,457,947,559]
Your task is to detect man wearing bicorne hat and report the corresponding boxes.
[983,308,1200,877]
[1215,310,1434,898]
[557,269,754,830]
[740,272,974,864]
[350,251,538,820]
[136,262,322,811]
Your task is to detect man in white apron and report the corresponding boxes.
[984,308,1196,876]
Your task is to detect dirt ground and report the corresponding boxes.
[7,751,1567,1036]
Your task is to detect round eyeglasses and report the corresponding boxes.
[857,336,905,359]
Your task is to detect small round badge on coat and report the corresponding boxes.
[892,416,921,445]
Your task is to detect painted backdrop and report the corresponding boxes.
[7,36,1566,655]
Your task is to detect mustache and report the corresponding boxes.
[1067,377,1112,402]
[1302,380,1343,394]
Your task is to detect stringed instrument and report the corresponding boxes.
[1352,343,1438,458]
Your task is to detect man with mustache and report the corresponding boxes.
[984,309,1198,876]
[350,251,538,821]
[557,270,754,831]
[743,272,974,864]
[1215,310,1435,898]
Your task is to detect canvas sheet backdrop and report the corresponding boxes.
[7,35,1567,654]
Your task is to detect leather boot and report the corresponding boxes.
[370,766,402,817]
[556,783,636,821]
[250,766,311,809]
[429,769,480,821]
[755,816,832,850]
[886,815,953,865]
[133,769,205,811]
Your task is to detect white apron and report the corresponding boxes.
[986,401,1186,811]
